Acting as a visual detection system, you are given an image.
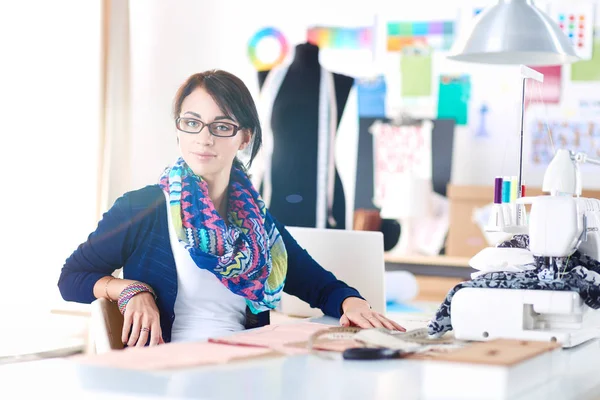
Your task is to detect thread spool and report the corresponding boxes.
[502,177,511,203]
[510,176,518,202]
[494,177,503,204]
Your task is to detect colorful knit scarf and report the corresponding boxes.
[159,158,287,314]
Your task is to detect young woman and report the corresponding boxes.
[58,70,403,347]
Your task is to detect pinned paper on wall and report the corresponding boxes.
[357,76,387,117]
[437,75,470,125]
[579,100,600,116]
[550,2,595,60]
[530,118,600,165]
[401,51,432,97]
[474,103,490,138]
[525,65,562,105]
[571,39,600,81]
[369,121,432,207]
[307,26,373,50]
[387,21,454,51]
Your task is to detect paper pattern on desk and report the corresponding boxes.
[72,341,276,371]
[209,322,331,355]
[300,326,465,359]
[387,311,436,330]
[288,338,363,352]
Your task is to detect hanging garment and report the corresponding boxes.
[368,120,433,209]
[428,234,600,337]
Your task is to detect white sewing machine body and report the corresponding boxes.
[452,181,600,348]
[452,288,600,348]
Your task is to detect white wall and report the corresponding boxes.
[0,0,102,308]
[125,0,600,204]
[127,0,379,191]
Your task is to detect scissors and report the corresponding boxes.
[342,347,407,360]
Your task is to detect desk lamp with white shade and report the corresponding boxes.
[449,0,579,213]
[380,175,432,257]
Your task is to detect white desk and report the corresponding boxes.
[2,316,600,400]
[0,310,86,364]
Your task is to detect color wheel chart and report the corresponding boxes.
[247,27,289,71]
[387,21,454,51]
[306,26,373,50]
[551,3,595,60]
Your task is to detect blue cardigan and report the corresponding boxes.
[58,185,362,342]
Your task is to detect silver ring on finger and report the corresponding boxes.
[141,327,150,333]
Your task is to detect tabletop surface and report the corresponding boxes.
[2,316,600,400]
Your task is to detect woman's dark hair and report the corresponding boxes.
[173,70,262,170]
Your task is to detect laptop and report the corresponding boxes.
[279,227,386,317]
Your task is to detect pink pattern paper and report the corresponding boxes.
[209,322,332,355]
[72,341,275,370]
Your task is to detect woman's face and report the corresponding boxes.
[177,87,250,180]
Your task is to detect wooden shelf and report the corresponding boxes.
[413,275,465,302]
[384,254,471,268]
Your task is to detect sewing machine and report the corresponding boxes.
[451,149,600,348]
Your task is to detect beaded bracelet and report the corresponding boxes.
[117,282,156,315]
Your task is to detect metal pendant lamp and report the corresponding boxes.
[448,0,579,65]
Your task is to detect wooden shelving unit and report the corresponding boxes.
[384,254,471,268]
[384,254,473,302]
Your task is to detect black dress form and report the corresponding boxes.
[258,42,354,229]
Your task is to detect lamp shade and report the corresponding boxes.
[380,175,432,219]
[542,149,581,195]
[448,0,579,66]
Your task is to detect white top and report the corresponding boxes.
[164,192,246,343]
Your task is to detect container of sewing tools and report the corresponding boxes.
[487,176,527,234]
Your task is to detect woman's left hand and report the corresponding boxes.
[340,297,406,331]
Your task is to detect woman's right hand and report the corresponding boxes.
[122,292,164,347]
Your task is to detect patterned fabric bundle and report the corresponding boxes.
[159,158,287,314]
[428,234,600,337]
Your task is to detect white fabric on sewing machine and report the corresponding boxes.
[469,247,536,279]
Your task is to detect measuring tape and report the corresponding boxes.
[307,327,459,360]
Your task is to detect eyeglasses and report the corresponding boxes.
[176,117,241,137]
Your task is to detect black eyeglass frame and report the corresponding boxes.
[175,117,242,137]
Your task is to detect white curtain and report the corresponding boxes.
[98,0,132,216]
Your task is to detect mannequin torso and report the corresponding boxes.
[258,43,354,229]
